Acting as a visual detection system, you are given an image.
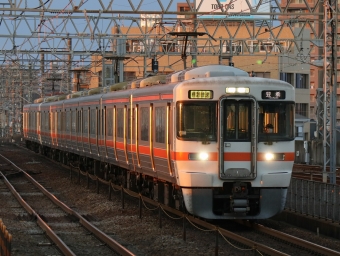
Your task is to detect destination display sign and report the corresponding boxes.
[189,90,213,99]
[261,90,286,99]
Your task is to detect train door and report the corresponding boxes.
[83,108,90,154]
[132,104,140,169]
[138,104,154,173]
[76,109,82,152]
[52,110,57,146]
[125,105,131,165]
[96,107,100,155]
[37,110,41,144]
[220,97,257,180]
[102,106,108,158]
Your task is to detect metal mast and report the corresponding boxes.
[320,0,338,184]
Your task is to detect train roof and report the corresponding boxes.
[28,65,287,106]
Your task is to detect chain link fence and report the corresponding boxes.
[286,178,340,223]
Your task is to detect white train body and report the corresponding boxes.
[23,65,295,219]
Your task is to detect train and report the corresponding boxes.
[23,64,295,220]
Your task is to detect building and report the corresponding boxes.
[280,0,340,125]
[87,4,311,139]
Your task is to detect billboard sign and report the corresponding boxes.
[196,0,270,20]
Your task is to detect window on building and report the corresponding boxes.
[280,72,293,85]
[131,40,144,53]
[222,41,242,54]
[260,41,274,52]
[296,103,308,117]
[161,41,177,52]
[246,40,259,53]
[254,72,270,78]
[296,73,308,89]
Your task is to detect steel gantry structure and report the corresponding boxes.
[0,0,338,182]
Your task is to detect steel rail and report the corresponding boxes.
[0,153,135,256]
[0,171,76,256]
[116,187,289,255]
[237,220,340,256]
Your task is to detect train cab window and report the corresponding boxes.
[140,107,149,141]
[224,101,251,141]
[258,102,295,141]
[177,102,217,141]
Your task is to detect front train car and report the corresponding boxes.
[172,65,295,219]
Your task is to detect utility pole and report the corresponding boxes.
[320,0,338,184]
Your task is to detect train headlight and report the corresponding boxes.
[265,153,274,161]
[188,152,209,161]
[226,87,250,94]
[198,152,209,161]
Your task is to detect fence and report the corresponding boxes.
[285,178,340,223]
[0,219,12,256]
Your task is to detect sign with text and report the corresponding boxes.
[196,0,270,20]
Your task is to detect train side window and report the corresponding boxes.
[107,108,113,136]
[77,110,81,134]
[62,111,65,132]
[90,109,96,135]
[83,109,88,133]
[71,110,76,133]
[155,106,165,143]
[50,112,54,133]
[117,108,124,138]
[127,108,131,140]
[66,110,71,132]
[140,107,149,141]
[102,108,105,137]
[57,111,61,132]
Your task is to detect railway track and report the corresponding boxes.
[0,152,134,256]
[1,143,340,255]
[292,164,340,184]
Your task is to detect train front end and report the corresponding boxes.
[172,66,295,220]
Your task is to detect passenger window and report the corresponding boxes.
[155,107,165,143]
[140,107,149,141]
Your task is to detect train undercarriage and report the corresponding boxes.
[25,140,186,212]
